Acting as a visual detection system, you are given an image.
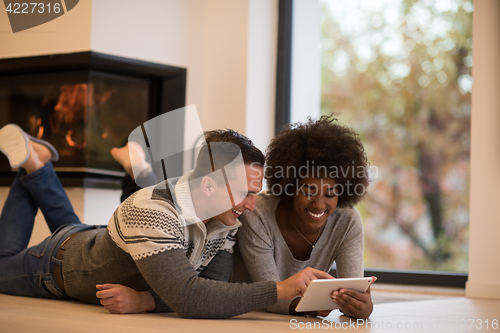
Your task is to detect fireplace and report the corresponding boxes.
[0,52,186,188]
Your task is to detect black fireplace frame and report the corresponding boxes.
[0,51,187,188]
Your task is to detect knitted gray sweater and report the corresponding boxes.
[233,192,364,314]
[61,173,277,318]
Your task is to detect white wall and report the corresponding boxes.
[466,0,500,299]
[90,0,259,135]
[83,188,121,226]
[90,0,211,126]
[245,0,278,154]
[203,0,250,133]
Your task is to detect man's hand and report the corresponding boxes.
[96,284,155,314]
[276,267,334,300]
[332,276,376,319]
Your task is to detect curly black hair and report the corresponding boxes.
[265,115,370,208]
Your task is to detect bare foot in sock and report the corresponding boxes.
[111,142,152,179]
[22,141,52,174]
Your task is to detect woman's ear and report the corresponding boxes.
[201,176,216,196]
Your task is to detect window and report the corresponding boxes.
[320,0,472,274]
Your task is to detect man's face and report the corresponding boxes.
[212,164,263,226]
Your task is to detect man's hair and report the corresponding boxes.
[189,129,264,187]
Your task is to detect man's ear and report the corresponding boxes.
[201,176,216,196]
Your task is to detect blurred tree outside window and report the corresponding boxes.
[320,0,472,272]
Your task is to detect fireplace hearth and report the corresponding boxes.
[0,52,186,188]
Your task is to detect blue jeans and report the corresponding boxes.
[0,163,99,298]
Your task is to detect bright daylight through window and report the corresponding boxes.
[320,0,472,272]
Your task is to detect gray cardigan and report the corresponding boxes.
[233,192,364,314]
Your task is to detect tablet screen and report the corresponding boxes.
[295,277,373,312]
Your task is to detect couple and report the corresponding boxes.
[0,116,373,319]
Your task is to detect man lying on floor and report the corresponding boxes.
[0,124,331,319]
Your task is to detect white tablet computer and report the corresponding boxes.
[295,277,373,312]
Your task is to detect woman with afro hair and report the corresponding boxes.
[233,115,374,319]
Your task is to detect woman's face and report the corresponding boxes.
[291,177,339,226]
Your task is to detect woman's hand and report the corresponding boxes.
[332,276,376,319]
[96,284,155,314]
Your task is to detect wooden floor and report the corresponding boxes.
[1,287,499,333]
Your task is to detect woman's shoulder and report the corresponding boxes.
[240,192,279,226]
[333,205,361,217]
[330,206,363,227]
[255,191,281,215]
